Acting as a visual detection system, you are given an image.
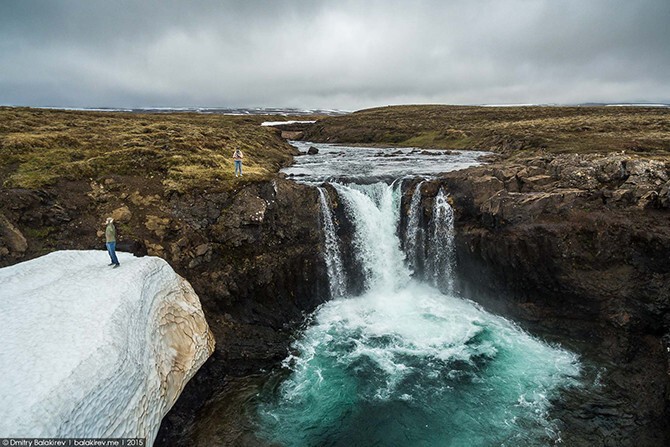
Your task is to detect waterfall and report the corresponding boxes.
[427,187,456,294]
[259,182,579,447]
[258,178,580,447]
[332,182,410,292]
[323,181,454,293]
[404,180,425,275]
[317,187,346,298]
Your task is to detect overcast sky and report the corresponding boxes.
[1,0,668,110]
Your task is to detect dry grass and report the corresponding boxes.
[0,107,308,192]
[302,105,670,155]
[4,105,668,193]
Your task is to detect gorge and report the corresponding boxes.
[0,107,668,446]
[159,142,669,446]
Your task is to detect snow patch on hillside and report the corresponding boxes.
[0,251,215,445]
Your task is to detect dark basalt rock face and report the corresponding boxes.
[155,180,329,445]
[406,153,670,446]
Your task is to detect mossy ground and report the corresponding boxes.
[302,105,670,156]
[3,105,669,194]
[0,107,315,192]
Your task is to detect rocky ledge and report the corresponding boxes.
[403,153,670,446]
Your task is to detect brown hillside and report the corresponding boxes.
[0,107,309,193]
[302,105,670,155]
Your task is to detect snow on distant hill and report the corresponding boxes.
[0,251,214,445]
[260,120,317,126]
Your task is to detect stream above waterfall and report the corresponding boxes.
[283,141,486,184]
[240,143,585,446]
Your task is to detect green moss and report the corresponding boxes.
[23,226,56,239]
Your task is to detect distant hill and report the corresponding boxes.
[301,104,670,155]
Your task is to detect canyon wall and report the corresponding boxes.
[403,153,670,446]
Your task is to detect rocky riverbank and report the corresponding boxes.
[402,152,670,446]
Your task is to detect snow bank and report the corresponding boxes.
[260,120,316,126]
[0,250,215,445]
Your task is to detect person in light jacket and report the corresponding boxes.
[233,149,244,177]
[104,217,120,268]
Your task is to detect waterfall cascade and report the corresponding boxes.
[317,187,346,298]
[320,180,456,295]
[332,182,409,292]
[259,179,581,447]
[257,143,580,447]
[403,180,425,275]
[427,187,456,294]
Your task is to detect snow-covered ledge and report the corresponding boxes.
[0,251,215,445]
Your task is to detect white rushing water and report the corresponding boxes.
[317,187,347,298]
[428,187,456,294]
[404,180,425,275]
[283,141,485,184]
[258,144,582,446]
[332,182,409,291]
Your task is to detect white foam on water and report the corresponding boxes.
[261,280,580,446]
[260,168,582,446]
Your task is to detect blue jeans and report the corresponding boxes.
[234,160,243,175]
[106,242,119,265]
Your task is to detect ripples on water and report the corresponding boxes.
[257,285,581,447]
[283,141,486,184]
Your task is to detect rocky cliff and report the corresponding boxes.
[154,179,330,445]
[0,174,329,445]
[402,153,670,446]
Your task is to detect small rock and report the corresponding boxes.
[522,175,556,191]
[129,191,159,207]
[0,214,28,256]
[145,215,171,239]
[195,243,210,257]
[659,180,670,208]
[637,191,659,209]
[145,241,165,257]
[111,206,132,223]
[281,131,304,140]
[307,146,319,155]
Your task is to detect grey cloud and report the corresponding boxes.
[1,0,668,109]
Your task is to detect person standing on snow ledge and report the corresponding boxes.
[105,217,120,268]
[233,149,244,177]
